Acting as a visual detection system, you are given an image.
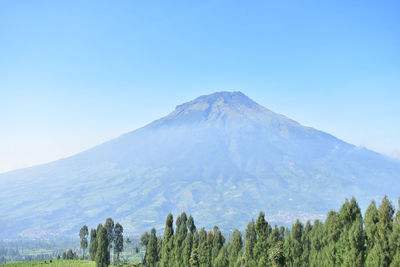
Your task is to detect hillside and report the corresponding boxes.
[0,91,399,238]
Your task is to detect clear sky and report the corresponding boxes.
[1,0,399,174]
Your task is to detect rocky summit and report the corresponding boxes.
[0,91,399,238]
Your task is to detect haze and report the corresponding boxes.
[1,0,399,174]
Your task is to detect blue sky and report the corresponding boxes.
[1,0,399,173]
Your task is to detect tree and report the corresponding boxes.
[301,221,312,266]
[79,225,89,259]
[198,228,211,267]
[89,228,98,260]
[390,199,400,267]
[344,217,365,267]
[183,232,193,266]
[228,229,243,267]
[290,220,303,266]
[322,211,340,266]
[283,227,292,266]
[161,213,174,267]
[376,196,395,267]
[95,225,110,267]
[211,229,225,265]
[189,248,200,267]
[214,245,229,267]
[269,241,285,267]
[365,200,379,253]
[336,197,363,266]
[188,215,197,234]
[104,218,115,259]
[174,212,188,266]
[146,228,158,267]
[141,231,150,265]
[254,212,269,266]
[244,219,257,266]
[114,222,124,265]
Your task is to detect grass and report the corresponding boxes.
[0,260,95,267]
[0,260,144,267]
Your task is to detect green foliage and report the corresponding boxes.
[1,259,96,267]
[79,225,89,259]
[114,222,124,265]
[189,247,200,267]
[104,218,115,250]
[228,229,242,267]
[376,196,395,267]
[92,195,399,267]
[244,220,257,266]
[365,200,379,253]
[211,228,224,265]
[253,212,269,266]
[161,213,174,267]
[214,245,228,267]
[268,241,285,267]
[173,212,188,266]
[145,228,158,267]
[95,225,110,267]
[89,228,98,261]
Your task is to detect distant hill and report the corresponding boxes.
[0,91,399,238]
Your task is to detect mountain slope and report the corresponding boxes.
[0,91,399,238]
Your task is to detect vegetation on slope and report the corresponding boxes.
[3,196,400,267]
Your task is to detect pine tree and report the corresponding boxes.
[376,196,395,267]
[244,219,257,266]
[365,200,379,253]
[188,215,197,234]
[290,220,303,266]
[190,248,200,267]
[183,232,193,266]
[157,236,163,263]
[95,225,110,267]
[283,227,291,265]
[161,213,174,267]
[365,244,382,267]
[89,228,98,261]
[344,217,364,267]
[198,228,211,267]
[141,231,150,265]
[336,197,362,265]
[104,218,115,264]
[301,221,312,266]
[211,229,225,265]
[114,222,123,265]
[79,225,89,259]
[390,199,400,267]
[214,245,229,267]
[253,212,269,266]
[146,228,158,267]
[322,211,340,266]
[228,229,243,267]
[268,241,285,267]
[174,212,188,266]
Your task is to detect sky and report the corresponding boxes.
[0,0,399,174]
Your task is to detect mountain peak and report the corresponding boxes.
[176,91,258,111]
[156,91,273,125]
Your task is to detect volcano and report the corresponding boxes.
[1,91,399,238]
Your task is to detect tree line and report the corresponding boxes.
[137,196,400,267]
[79,218,124,267]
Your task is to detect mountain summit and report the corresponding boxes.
[0,92,399,238]
[156,91,297,126]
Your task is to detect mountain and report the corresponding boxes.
[0,91,399,238]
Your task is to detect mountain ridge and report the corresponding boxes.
[0,91,399,238]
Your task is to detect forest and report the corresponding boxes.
[82,196,400,267]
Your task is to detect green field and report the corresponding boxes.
[0,260,95,267]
